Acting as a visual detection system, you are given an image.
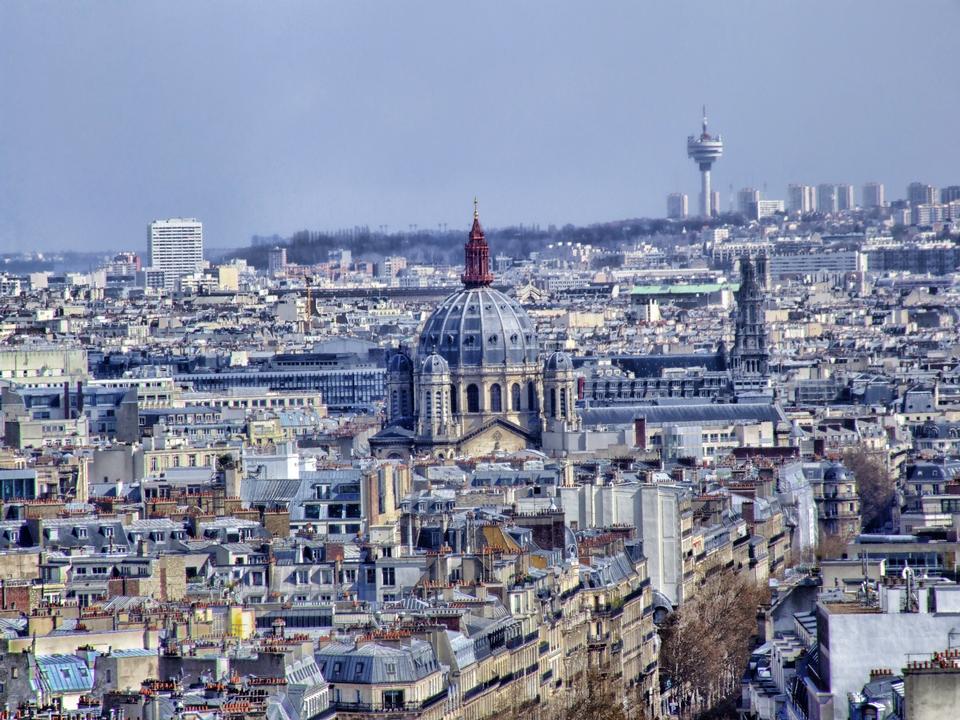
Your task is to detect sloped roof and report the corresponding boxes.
[581,402,786,427]
[316,640,440,684]
[35,654,94,694]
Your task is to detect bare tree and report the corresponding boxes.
[659,569,767,718]
[518,669,651,720]
[816,532,851,562]
[843,447,895,531]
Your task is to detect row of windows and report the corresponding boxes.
[303,503,361,519]
[396,381,539,415]
[183,371,383,407]
[148,454,216,471]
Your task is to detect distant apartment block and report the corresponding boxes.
[737,188,760,216]
[940,185,960,204]
[907,182,937,206]
[836,183,854,210]
[862,182,885,208]
[753,199,785,219]
[147,218,204,291]
[816,184,838,215]
[666,192,688,219]
[788,184,816,214]
[768,250,865,279]
[268,246,288,275]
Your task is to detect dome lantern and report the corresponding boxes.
[461,198,494,288]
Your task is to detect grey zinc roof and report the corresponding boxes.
[447,630,477,670]
[581,402,786,427]
[316,640,440,684]
[576,352,726,377]
[0,469,37,480]
[581,552,636,588]
[418,287,539,367]
[110,648,160,658]
[302,469,363,484]
[0,617,27,638]
[35,654,94,694]
[265,695,300,720]
[242,478,305,504]
[126,518,182,531]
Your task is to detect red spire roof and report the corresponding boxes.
[461,198,494,287]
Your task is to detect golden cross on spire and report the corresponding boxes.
[473,196,479,219]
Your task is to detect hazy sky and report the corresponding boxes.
[1,1,958,252]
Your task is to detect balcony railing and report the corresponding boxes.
[333,689,447,714]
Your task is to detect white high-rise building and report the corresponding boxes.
[755,199,785,219]
[787,184,816,215]
[147,218,204,291]
[268,246,288,276]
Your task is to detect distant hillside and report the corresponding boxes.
[228,215,735,269]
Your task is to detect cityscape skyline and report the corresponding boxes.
[6,4,960,720]
[1,1,959,250]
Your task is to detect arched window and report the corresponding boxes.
[467,384,480,413]
[560,388,568,418]
[391,390,399,418]
[528,381,538,411]
[511,383,522,411]
[490,384,503,412]
[435,390,443,418]
[450,384,458,414]
[550,388,557,418]
[423,392,432,419]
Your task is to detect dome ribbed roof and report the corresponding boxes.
[544,351,574,372]
[823,463,853,482]
[420,352,450,375]
[418,287,538,367]
[387,353,412,374]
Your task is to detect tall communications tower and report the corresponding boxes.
[687,106,724,217]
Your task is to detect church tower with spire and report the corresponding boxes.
[730,253,770,381]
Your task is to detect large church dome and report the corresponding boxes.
[418,286,538,367]
[417,202,539,368]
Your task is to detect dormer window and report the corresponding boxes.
[76,527,88,539]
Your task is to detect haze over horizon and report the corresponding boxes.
[1,1,958,252]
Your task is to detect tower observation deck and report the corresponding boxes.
[687,106,724,217]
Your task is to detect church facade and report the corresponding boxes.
[575,253,771,404]
[370,205,578,460]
